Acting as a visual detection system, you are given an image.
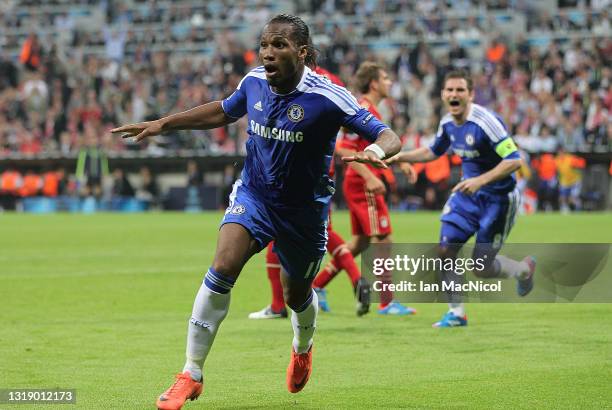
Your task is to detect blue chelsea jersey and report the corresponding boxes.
[429,103,520,195]
[222,66,389,207]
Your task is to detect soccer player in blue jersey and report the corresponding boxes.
[382,70,536,328]
[112,14,401,410]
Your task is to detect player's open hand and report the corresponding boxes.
[111,120,164,143]
[399,162,417,184]
[453,177,484,195]
[342,151,388,169]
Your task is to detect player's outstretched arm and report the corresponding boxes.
[385,146,437,165]
[374,129,402,157]
[453,159,522,194]
[342,129,401,169]
[384,146,435,184]
[111,101,233,142]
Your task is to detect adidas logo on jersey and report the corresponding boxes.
[254,101,263,111]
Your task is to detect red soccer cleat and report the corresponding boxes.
[156,371,203,410]
[286,346,313,393]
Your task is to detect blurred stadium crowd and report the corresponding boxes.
[0,0,610,212]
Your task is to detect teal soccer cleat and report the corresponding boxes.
[314,288,330,312]
[377,301,416,316]
[432,311,468,328]
[517,256,536,297]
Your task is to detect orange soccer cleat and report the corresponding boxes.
[286,346,313,393]
[156,371,203,410]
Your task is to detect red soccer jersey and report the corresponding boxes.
[314,67,345,87]
[338,96,384,179]
[313,66,344,180]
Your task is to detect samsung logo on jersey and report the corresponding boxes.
[250,120,304,143]
[453,148,480,158]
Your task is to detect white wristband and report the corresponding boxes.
[364,143,386,159]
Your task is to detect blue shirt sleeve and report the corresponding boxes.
[429,122,451,156]
[479,113,520,160]
[221,80,248,119]
[341,108,389,142]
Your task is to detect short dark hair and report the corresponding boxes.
[443,69,473,91]
[355,61,384,94]
[267,14,318,68]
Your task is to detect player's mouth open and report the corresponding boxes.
[264,64,279,75]
[449,100,461,107]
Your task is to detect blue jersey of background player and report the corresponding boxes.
[112,14,401,407]
[386,70,536,328]
[431,99,520,245]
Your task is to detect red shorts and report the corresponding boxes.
[343,176,392,237]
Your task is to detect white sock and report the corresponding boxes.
[441,267,464,310]
[495,255,529,279]
[291,290,318,354]
[183,270,233,381]
[448,302,465,317]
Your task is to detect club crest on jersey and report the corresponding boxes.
[465,134,474,145]
[287,104,304,122]
[380,217,389,228]
[230,204,246,215]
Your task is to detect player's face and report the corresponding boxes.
[259,23,307,93]
[374,70,392,99]
[442,78,473,119]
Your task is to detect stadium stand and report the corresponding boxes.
[0,0,609,211]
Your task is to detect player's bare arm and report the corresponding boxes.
[342,129,401,168]
[111,101,234,142]
[337,146,386,194]
[453,158,521,195]
[385,146,437,165]
[384,147,431,184]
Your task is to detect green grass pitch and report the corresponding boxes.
[2,212,611,409]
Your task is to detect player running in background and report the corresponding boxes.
[383,70,536,328]
[113,14,401,410]
[249,68,370,320]
[334,61,417,316]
